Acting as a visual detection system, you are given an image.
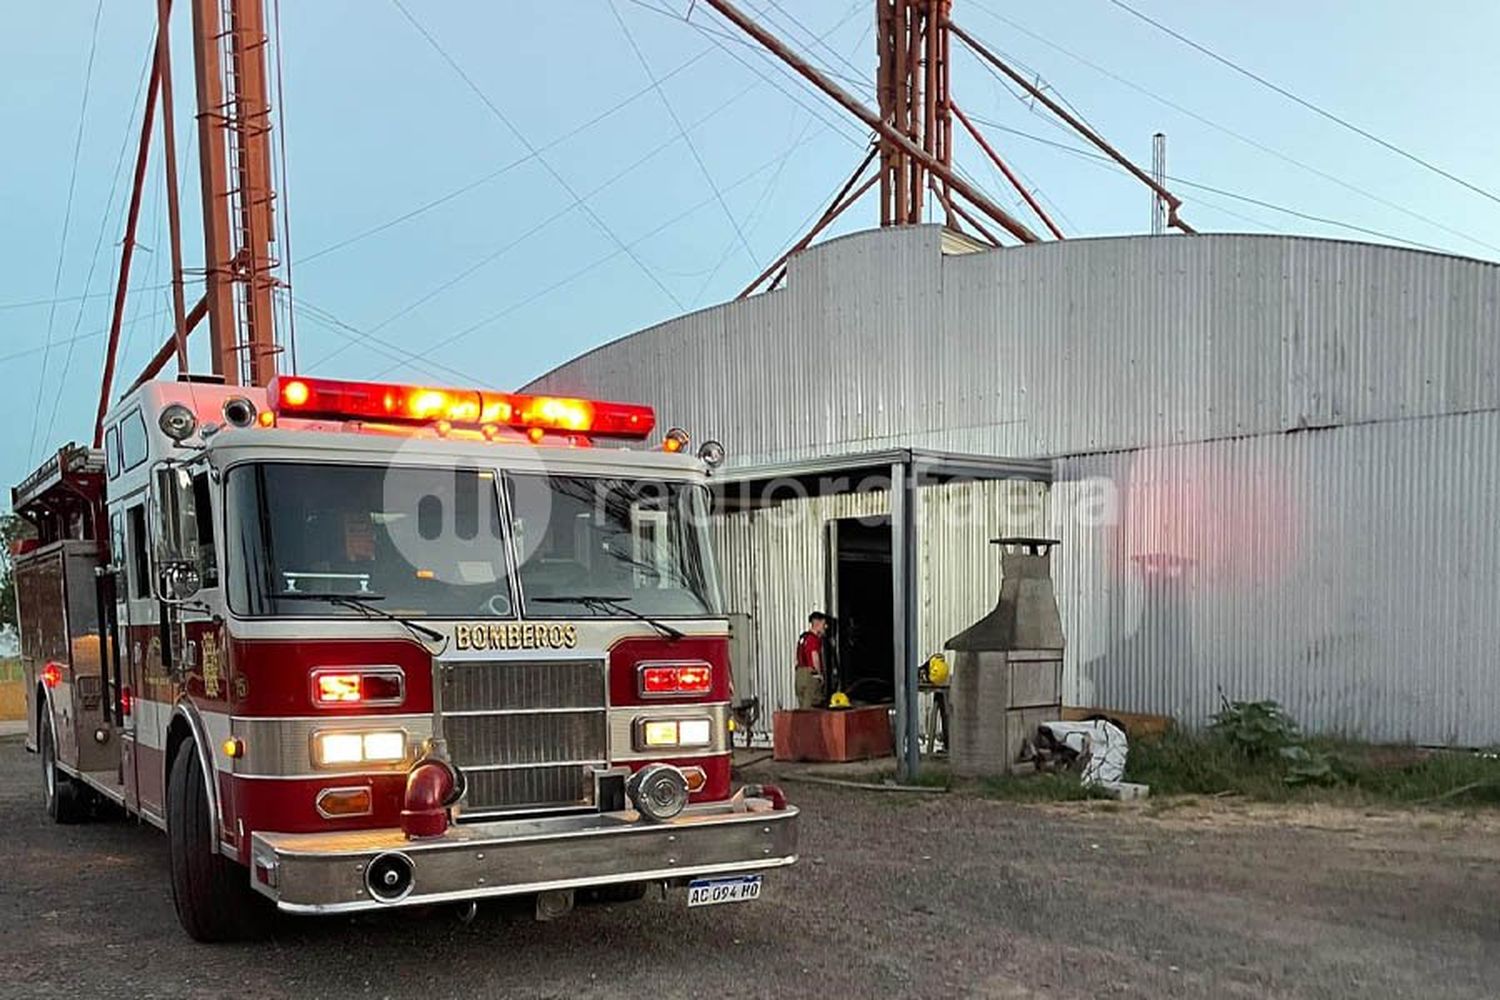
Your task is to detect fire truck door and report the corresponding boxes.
[94,563,123,731]
[114,500,169,817]
[109,508,141,813]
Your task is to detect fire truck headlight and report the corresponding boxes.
[635,717,714,750]
[362,731,408,762]
[312,730,408,768]
[677,719,712,747]
[641,720,679,747]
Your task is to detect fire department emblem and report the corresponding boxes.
[201,633,223,698]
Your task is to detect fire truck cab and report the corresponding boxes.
[14,374,796,941]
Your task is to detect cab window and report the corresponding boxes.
[119,411,149,472]
[192,470,218,589]
[126,503,151,598]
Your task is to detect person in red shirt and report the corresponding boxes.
[794,611,828,709]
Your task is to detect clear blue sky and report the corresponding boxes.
[4,1,1500,491]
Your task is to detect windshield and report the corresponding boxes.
[227,463,513,618]
[509,473,717,617]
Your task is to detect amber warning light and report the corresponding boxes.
[268,375,655,440]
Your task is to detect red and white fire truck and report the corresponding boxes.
[14,374,796,941]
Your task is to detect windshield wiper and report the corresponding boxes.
[532,595,685,641]
[275,592,445,643]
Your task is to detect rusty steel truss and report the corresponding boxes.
[95,0,282,446]
[715,0,1193,297]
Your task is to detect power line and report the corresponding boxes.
[0,309,168,370]
[966,113,1454,255]
[0,283,174,312]
[29,0,106,463]
[608,0,759,269]
[270,0,300,372]
[623,0,873,148]
[292,300,480,384]
[391,0,685,312]
[294,47,716,267]
[43,35,156,454]
[681,0,869,305]
[964,2,1500,258]
[363,123,836,382]
[762,0,870,92]
[305,75,775,373]
[1105,0,1500,208]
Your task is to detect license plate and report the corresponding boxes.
[687,875,762,907]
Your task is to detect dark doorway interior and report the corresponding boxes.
[829,516,894,703]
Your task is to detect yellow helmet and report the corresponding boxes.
[927,654,950,686]
[828,691,851,709]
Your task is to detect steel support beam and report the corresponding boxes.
[739,147,878,298]
[95,47,163,447]
[949,21,1195,235]
[890,459,921,782]
[155,0,191,372]
[702,0,1038,243]
[952,102,1065,240]
[125,296,209,396]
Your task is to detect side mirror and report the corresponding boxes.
[158,560,202,602]
[153,463,199,563]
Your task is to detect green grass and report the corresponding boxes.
[1126,730,1500,808]
[850,731,1500,810]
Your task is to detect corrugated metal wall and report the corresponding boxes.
[1053,409,1500,745]
[530,226,1500,744]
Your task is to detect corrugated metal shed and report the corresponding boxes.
[528,226,1500,744]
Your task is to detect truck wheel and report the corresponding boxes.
[41,716,89,824]
[167,741,273,942]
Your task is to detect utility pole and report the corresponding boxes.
[1151,132,1167,235]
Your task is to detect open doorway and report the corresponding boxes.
[826,516,894,704]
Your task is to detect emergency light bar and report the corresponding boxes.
[267,375,656,440]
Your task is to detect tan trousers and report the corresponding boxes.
[795,668,824,710]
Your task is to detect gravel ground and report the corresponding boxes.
[5,734,1500,1000]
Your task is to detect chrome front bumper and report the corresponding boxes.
[248,802,799,914]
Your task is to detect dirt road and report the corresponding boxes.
[5,735,1499,999]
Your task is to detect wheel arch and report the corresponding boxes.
[34,681,57,753]
[166,701,223,844]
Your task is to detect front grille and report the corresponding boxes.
[438,658,607,816]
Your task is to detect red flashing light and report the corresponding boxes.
[120,686,133,717]
[639,663,713,698]
[267,375,655,440]
[41,662,62,689]
[281,379,311,407]
[311,669,405,707]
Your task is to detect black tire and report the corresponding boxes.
[40,716,89,824]
[167,741,274,942]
